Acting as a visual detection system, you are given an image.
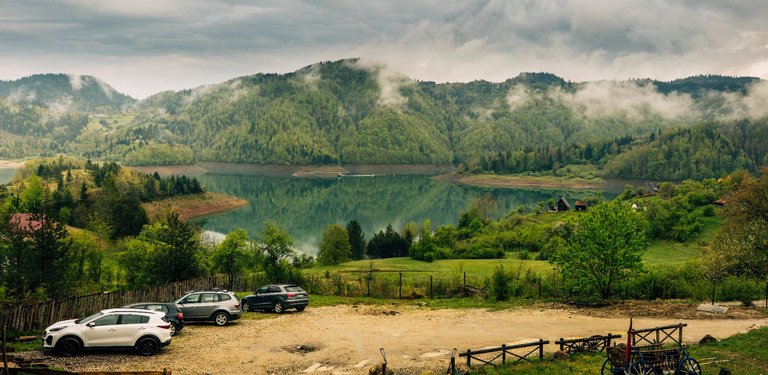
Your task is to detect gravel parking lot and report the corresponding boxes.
[19,304,768,374]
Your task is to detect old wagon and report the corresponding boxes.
[601,343,702,374]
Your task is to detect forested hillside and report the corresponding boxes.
[1,60,767,180]
[0,74,135,158]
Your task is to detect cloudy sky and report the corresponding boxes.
[2,0,767,98]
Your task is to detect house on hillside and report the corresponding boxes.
[556,197,570,212]
[9,213,44,233]
[714,197,727,206]
[575,200,588,211]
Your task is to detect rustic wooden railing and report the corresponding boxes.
[458,339,549,368]
[630,323,686,346]
[555,333,622,354]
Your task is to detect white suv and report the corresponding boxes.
[43,308,172,356]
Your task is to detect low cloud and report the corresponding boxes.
[552,81,697,120]
[349,59,413,107]
[67,74,83,91]
[712,80,768,119]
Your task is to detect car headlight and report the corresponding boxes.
[48,326,68,332]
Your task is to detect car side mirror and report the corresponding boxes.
[87,322,96,328]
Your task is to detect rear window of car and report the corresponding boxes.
[285,286,304,293]
[218,294,231,301]
[120,314,150,324]
[146,304,168,313]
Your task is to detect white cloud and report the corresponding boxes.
[0,0,766,98]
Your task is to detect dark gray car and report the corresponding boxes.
[174,290,241,326]
[241,284,309,314]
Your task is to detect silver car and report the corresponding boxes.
[174,290,241,326]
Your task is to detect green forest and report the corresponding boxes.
[1,60,767,181]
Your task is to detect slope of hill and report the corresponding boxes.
[1,60,766,181]
[0,73,135,112]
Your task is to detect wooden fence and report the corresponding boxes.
[2,276,228,332]
[630,323,687,346]
[457,339,549,369]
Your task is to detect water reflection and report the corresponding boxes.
[194,173,617,253]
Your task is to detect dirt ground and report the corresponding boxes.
[18,303,768,375]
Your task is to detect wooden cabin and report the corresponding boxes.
[574,200,588,211]
[556,197,570,212]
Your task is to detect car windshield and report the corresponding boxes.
[285,286,304,292]
[75,311,104,324]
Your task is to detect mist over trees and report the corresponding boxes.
[1,61,767,182]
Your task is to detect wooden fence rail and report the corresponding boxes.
[458,339,549,369]
[630,323,686,346]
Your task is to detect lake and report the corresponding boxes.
[194,173,618,253]
[0,169,16,185]
[0,166,619,254]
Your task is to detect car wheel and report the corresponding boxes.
[214,311,229,326]
[57,337,80,357]
[273,301,284,314]
[242,301,251,312]
[169,322,177,336]
[296,306,305,312]
[137,337,159,356]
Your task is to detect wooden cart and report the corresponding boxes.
[601,344,702,375]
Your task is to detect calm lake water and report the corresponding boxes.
[0,169,16,185]
[0,166,619,254]
[195,173,619,253]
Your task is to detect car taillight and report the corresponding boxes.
[158,324,171,329]
[234,302,240,308]
[286,293,295,298]
[177,312,184,320]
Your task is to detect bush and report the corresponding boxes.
[719,277,762,306]
[491,266,511,301]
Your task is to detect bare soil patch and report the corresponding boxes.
[19,304,767,375]
[141,192,247,221]
[434,173,629,189]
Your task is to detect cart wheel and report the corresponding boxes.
[629,361,653,375]
[675,358,702,375]
[600,358,618,375]
[587,335,606,353]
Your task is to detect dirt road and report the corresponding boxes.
[24,304,768,375]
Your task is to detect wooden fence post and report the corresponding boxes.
[501,344,506,364]
[538,339,544,360]
[466,349,472,367]
[399,273,402,299]
[430,275,433,299]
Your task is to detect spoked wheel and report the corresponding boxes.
[629,361,653,375]
[600,358,618,375]
[586,335,606,353]
[213,311,229,326]
[273,301,284,314]
[169,322,177,336]
[241,301,251,312]
[676,358,702,375]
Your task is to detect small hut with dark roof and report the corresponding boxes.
[574,200,588,211]
[556,197,570,212]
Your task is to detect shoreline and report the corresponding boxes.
[141,192,248,222]
[434,173,632,190]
